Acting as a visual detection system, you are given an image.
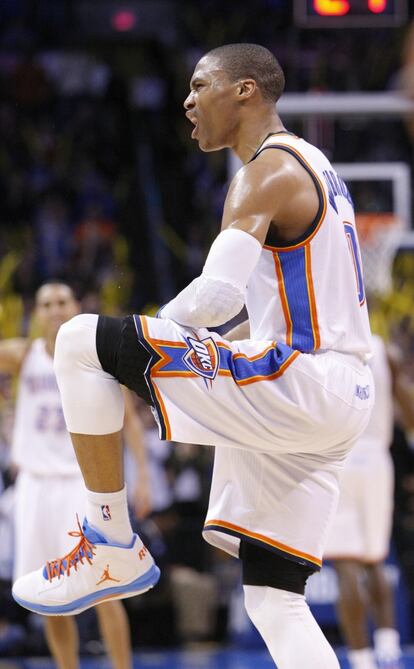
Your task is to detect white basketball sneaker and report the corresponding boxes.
[12,517,160,616]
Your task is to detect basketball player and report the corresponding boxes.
[325,335,414,669]
[2,281,149,669]
[13,45,374,669]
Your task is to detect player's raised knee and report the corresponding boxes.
[54,313,99,376]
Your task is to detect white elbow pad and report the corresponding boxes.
[160,228,262,328]
[162,274,245,328]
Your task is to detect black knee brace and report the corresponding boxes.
[96,315,152,405]
[240,541,316,595]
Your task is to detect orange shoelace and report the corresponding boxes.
[45,516,96,581]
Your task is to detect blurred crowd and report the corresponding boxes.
[0,1,412,324]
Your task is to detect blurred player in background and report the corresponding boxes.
[0,281,150,669]
[325,334,414,669]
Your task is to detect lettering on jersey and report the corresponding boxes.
[322,170,353,214]
[138,545,148,560]
[101,505,112,521]
[183,336,219,381]
[23,374,59,393]
[355,384,370,400]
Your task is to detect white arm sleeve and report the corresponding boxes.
[160,228,262,328]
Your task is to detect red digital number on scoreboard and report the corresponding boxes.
[296,0,405,28]
[313,0,388,15]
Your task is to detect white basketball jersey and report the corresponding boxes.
[246,132,372,358]
[348,334,393,462]
[11,339,79,476]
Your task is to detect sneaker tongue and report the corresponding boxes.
[82,519,109,545]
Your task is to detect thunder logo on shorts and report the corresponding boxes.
[183,336,219,381]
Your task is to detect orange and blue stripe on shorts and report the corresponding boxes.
[204,519,322,570]
[217,341,299,385]
[133,315,300,439]
[134,315,298,384]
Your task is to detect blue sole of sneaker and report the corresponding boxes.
[12,564,161,616]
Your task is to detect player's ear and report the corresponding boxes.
[237,79,256,100]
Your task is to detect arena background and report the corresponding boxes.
[1,1,414,668]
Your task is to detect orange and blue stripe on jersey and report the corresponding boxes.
[273,244,320,352]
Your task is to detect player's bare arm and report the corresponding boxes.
[222,148,320,244]
[0,338,30,375]
[161,150,320,330]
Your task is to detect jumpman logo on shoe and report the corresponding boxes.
[96,565,121,586]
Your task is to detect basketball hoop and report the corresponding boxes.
[356,213,403,296]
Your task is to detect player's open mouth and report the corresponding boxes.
[186,112,198,138]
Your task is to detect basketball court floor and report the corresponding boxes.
[4,648,414,669]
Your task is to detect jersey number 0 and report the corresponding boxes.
[344,222,365,306]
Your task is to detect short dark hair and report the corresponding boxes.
[206,43,285,103]
[35,280,77,303]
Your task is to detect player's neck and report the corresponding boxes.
[233,110,285,164]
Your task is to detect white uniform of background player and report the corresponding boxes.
[3,281,146,669]
[325,334,393,565]
[12,338,86,580]
[324,335,403,669]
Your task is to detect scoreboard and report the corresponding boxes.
[294,0,407,27]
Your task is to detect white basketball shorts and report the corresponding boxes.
[324,450,394,563]
[132,316,374,569]
[13,470,86,580]
[136,315,373,454]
